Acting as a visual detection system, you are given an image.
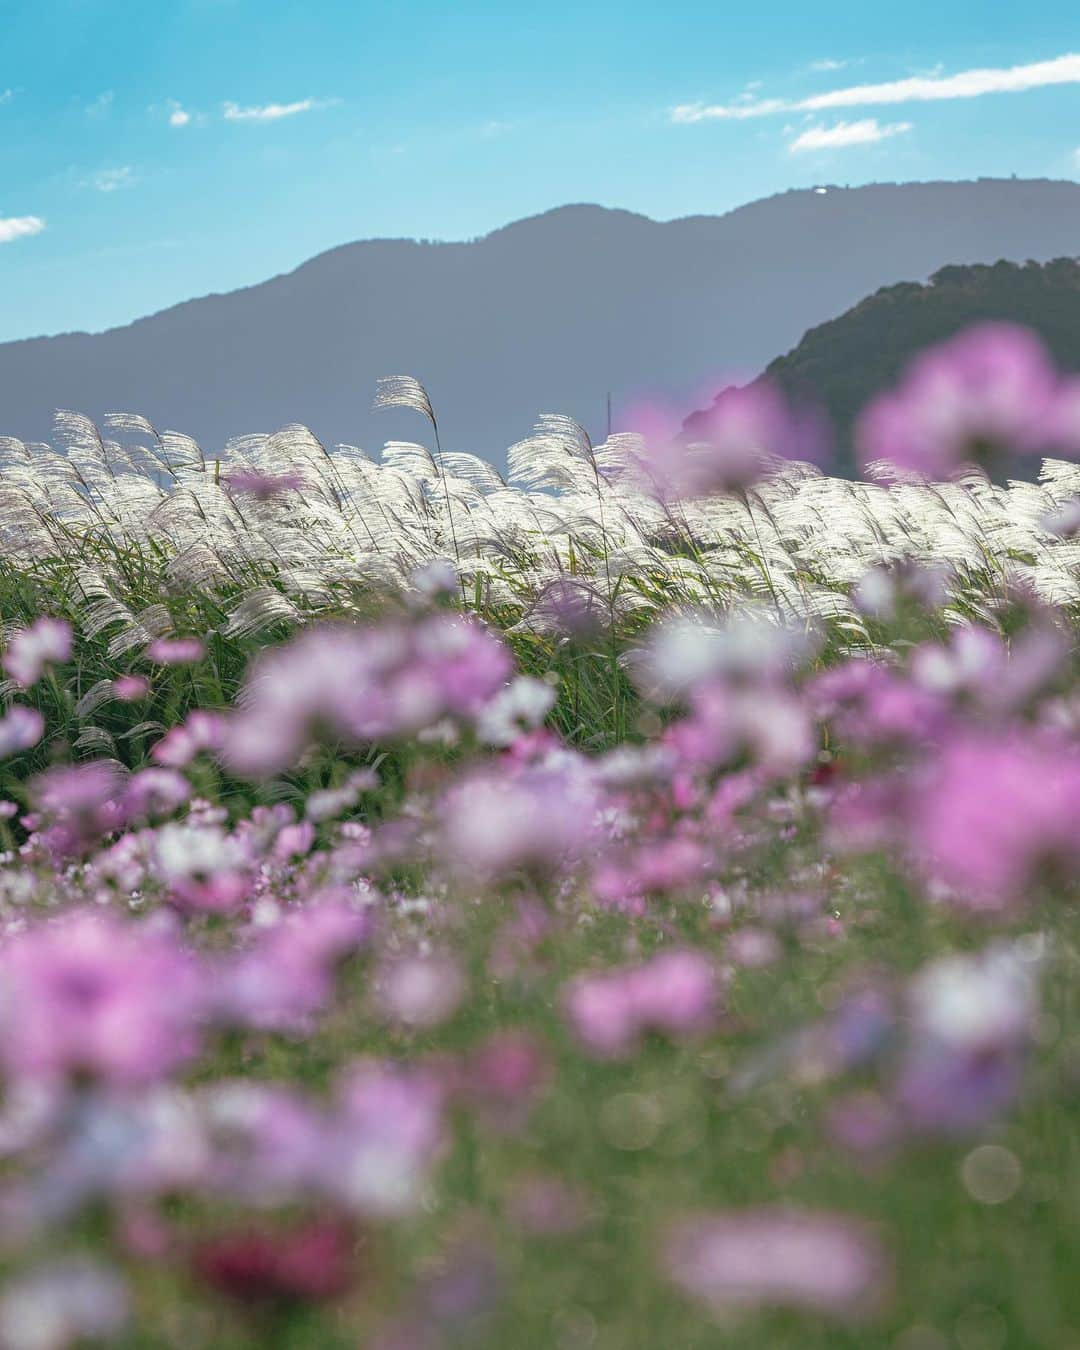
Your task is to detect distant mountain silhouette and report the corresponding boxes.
[3,179,1080,468]
[684,255,1080,474]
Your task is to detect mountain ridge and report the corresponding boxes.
[3,178,1080,465]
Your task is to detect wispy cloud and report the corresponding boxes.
[86,90,114,118]
[168,100,191,128]
[0,90,12,106]
[789,119,912,153]
[809,59,850,73]
[673,51,1080,123]
[0,215,45,245]
[88,166,134,193]
[223,97,334,123]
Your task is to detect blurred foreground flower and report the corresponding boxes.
[857,323,1077,479]
[2,618,72,690]
[664,1208,890,1319]
[193,1218,358,1306]
[0,1259,128,1350]
[0,909,202,1088]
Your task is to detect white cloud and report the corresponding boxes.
[672,97,788,122]
[789,119,912,152]
[0,90,12,106]
[89,166,134,192]
[809,59,849,73]
[86,90,114,117]
[672,50,1080,122]
[223,97,333,122]
[168,100,191,127]
[0,215,45,245]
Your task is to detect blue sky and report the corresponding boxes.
[1,0,1078,341]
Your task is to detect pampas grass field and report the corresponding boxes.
[0,343,1078,1348]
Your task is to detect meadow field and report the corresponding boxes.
[0,324,1078,1348]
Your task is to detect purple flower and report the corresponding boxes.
[220,468,306,500]
[2,618,72,689]
[664,1208,890,1318]
[0,706,44,759]
[0,910,202,1087]
[0,1259,129,1350]
[895,941,1042,1134]
[333,1060,446,1216]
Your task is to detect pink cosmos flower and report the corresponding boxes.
[220,468,306,500]
[121,767,191,822]
[146,636,205,666]
[333,1060,447,1216]
[153,821,254,914]
[2,618,72,689]
[507,1175,591,1236]
[856,323,1069,480]
[0,909,202,1086]
[223,617,512,778]
[461,1030,553,1133]
[908,731,1080,907]
[664,1208,890,1318]
[217,898,370,1033]
[374,953,465,1030]
[26,762,125,859]
[634,382,826,501]
[112,674,150,701]
[440,757,596,881]
[564,950,718,1059]
[204,1082,332,1204]
[151,710,226,768]
[811,660,945,749]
